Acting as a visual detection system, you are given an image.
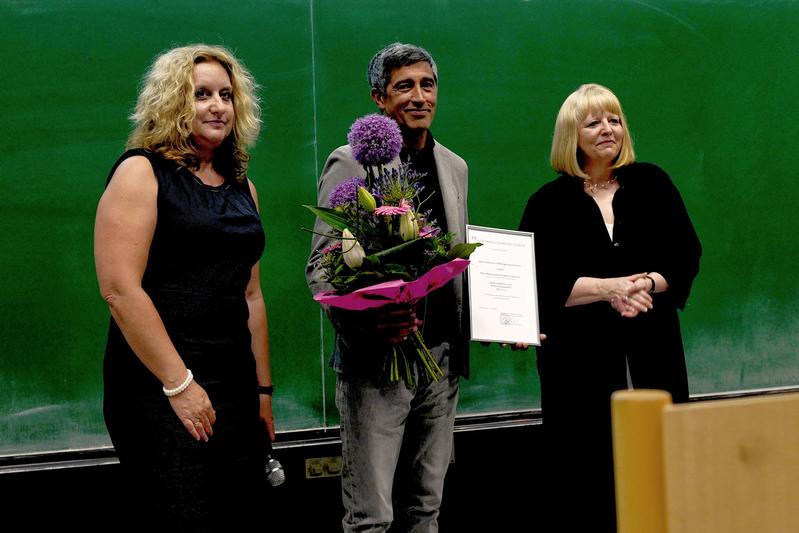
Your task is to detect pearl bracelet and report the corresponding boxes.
[163,369,193,397]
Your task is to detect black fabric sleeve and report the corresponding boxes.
[645,165,702,310]
[518,184,580,331]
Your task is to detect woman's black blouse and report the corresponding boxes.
[518,162,701,352]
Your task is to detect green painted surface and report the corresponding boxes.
[2,0,798,454]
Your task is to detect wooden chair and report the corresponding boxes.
[611,389,799,533]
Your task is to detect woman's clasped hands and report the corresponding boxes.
[607,273,653,318]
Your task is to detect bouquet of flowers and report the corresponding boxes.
[305,113,480,387]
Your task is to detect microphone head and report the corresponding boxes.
[265,456,285,487]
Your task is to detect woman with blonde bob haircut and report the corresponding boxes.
[550,83,636,179]
[95,44,275,529]
[518,83,701,532]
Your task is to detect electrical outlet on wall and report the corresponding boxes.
[305,456,342,478]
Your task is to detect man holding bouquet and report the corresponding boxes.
[306,42,469,532]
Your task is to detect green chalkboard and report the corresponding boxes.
[2,0,799,456]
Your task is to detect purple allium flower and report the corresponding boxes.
[348,114,402,166]
[329,177,367,208]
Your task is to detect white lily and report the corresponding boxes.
[398,211,419,241]
[357,186,377,212]
[342,228,366,268]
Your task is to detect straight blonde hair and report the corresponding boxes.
[127,44,261,182]
[550,83,635,179]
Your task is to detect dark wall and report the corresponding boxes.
[0,422,544,531]
[2,0,799,456]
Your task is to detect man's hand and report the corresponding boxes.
[482,334,547,351]
[331,303,421,344]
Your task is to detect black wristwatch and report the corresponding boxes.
[258,385,274,396]
[645,275,656,294]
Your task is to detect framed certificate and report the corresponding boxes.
[466,225,540,345]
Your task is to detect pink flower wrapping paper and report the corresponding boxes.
[314,258,470,310]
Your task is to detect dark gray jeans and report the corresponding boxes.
[335,357,459,532]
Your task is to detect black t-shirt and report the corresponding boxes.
[401,135,458,348]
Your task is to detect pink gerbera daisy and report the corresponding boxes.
[374,204,411,216]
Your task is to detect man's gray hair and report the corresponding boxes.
[367,42,438,96]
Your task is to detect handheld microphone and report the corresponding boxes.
[264,437,285,487]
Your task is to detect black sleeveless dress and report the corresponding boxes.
[102,149,267,529]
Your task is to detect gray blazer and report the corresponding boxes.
[305,140,471,377]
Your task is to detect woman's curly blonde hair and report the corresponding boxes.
[126,44,261,183]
